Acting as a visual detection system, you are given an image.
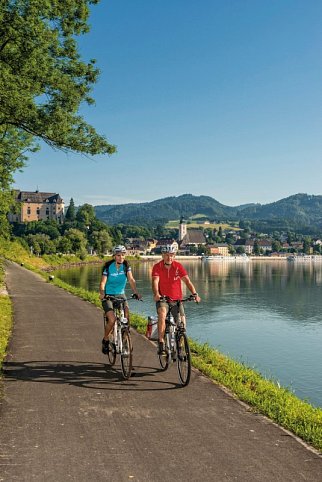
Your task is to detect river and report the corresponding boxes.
[54,258,322,407]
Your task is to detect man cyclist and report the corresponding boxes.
[99,245,141,354]
[151,245,201,355]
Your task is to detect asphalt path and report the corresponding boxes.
[1,261,321,481]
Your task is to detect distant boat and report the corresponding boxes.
[287,255,322,262]
[201,254,250,262]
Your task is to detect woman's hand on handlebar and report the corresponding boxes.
[131,293,143,301]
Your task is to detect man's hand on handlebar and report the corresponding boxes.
[192,293,201,303]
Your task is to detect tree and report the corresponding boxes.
[76,203,96,232]
[0,1,116,235]
[253,240,260,255]
[90,230,112,255]
[65,228,87,253]
[303,238,311,255]
[27,233,55,255]
[56,236,72,254]
[0,0,115,156]
[272,240,281,252]
[65,198,76,222]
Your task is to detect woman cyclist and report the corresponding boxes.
[99,245,141,354]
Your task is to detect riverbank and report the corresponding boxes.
[1,241,322,452]
[142,255,291,261]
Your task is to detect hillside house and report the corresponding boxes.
[125,238,157,255]
[8,190,65,224]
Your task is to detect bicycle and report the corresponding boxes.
[158,295,196,387]
[103,294,140,380]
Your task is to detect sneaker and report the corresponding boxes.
[102,338,109,355]
[157,341,166,355]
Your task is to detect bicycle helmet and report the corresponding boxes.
[161,245,177,254]
[113,245,126,255]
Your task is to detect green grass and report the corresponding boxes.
[1,238,322,452]
[165,218,240,230]
[0,265,12,371]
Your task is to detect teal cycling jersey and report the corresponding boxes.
[102,261,131,294]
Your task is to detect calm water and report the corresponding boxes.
[54,259,322,407]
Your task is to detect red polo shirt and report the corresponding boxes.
[152,260,188,300]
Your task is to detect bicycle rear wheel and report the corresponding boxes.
[176,332,191,387]
[121,329,133,379]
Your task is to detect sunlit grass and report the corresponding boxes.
[165,218,240,230]
[0,265,12,371]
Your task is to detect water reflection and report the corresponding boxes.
[54,259,322,406]
[54,260,322,324]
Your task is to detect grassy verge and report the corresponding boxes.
[0,265,13,372]
[1,239,322,452]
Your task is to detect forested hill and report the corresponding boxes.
[95,194,239,226]
[94,193,322,229]
[240,194,322,225]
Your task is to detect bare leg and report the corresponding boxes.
[157,306,167,343]
[125,306,130,325]
[103,311,116,340]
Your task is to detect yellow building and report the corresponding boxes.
[209,243,230,256]
[9,190,65,224]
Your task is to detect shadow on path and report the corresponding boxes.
[3,360,182,391]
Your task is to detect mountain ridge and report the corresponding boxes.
[94,193,322,231]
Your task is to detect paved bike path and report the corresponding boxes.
[1,261,321,481]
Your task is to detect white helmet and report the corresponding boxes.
[113,245,126,255]
[161,245,176,254]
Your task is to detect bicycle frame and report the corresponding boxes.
[110,302,128,354]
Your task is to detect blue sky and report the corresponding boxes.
[13,0,322,207]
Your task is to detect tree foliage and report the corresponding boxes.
[0,1,116,236]
[0,0,115,156]
[11,202,117,255]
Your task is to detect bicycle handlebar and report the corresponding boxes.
[104,294,143,302]
[159,295,197,303]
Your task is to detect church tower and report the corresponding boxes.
[179,216,187,241]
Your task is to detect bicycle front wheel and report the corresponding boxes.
[121,330,133,380]
[107,339,117,366]
[158,334,170,371]
[176,333,191,387]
